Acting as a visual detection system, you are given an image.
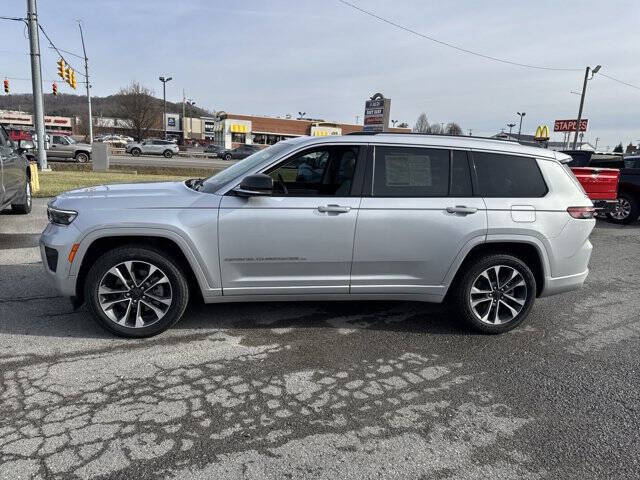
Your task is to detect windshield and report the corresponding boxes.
[200,142,293,193]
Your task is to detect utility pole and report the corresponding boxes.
[517,112,526,141]
[78,22,92,144]
[573,65,600,150]
[594,137,599,150]
[159,76,172,139]
[26,0,47,170]
[182,89,186,144]
[468,129,472,136]
[507,123,516,136]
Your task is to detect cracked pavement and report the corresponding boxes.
[1,199,639,479]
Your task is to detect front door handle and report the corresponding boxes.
[318,204,351,214]
[446,205,478,214]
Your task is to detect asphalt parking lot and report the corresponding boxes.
[1,199,638,479]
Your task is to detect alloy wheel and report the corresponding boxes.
[610,198,631,221]
[98,260,173,328]
[469,265,527,325]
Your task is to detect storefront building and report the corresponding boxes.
[0,109,75,135]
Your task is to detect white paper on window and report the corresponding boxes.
[385,154,432,186]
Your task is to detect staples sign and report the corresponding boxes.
[554,119,588,132]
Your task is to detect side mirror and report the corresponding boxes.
[235,174,273,196]
[17,140,35,153]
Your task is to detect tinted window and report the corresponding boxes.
[373,146,449,197]
[590,157,624,169]
[267,145,359,196]
[624,157,640,169]
[450,150,472,196]
[473,152,547,197]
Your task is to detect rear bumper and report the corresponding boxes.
[540,269,589,298]
[592,199,617,212]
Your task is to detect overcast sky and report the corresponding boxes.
[2,0,639,149]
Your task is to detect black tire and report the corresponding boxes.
[163,149,173,158]
[130,148,141,157]
[75,151,90,163]
[452,254,536,334]
[85,246,190,338]
[606,193,639,225]
[224,153,232,161]
[11,174,32,214]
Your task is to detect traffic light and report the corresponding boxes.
[3,79,8,94]
[52,82,58,96]
[57,58,66,80]
[68,69,76,89]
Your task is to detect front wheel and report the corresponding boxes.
[130,148,141,157]
[163,149,173,158]
[607,194,639,225]
[85,246,190,338]
[11,176,32,214]
[453,254,536,334]
[224,153,232,161]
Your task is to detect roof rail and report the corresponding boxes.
[346,131,520,144]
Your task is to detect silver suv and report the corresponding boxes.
[125,139,180,158]
[40,134,595,337]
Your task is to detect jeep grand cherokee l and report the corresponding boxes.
[40,134,595,337]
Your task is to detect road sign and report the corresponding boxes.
[363,93,391,132]
[554,119,588,132]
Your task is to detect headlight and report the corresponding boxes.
[47,206,78,225]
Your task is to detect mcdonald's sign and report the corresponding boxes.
[534,125,550,141]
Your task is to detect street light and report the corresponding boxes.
[517,112,526,141]
[572,65,601,150]
[507,123,516,136]
[298,111,306,120]
[391,119,398,127]
[159,76,172,139]
[187,99,196,143]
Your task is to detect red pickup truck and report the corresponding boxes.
[562,150,620,213]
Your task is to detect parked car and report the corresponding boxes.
[125,139,180,158]
[561,150,620,214]
[0,124,33,214]
[203,144,226,158]
[219,144,261,161]
[45,134,92,163]
[563,151,640,224]
[96,135,128,148]
[41,134,595,338]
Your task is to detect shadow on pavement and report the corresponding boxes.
[0,233,41,249]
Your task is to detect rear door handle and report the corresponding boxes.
[446,205,478,214]
[318,204,351,213]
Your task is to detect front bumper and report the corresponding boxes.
[39,222,82,297]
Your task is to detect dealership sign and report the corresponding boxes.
[554,119,588,132]
[363,93,391,132]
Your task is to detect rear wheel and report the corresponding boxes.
[75,151,89,163]
[453,254,536,334]
[607,193,639,225]
[85,246,190,338]
[11,175,32,214]
[163,149,173,158]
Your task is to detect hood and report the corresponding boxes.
[49,181,199,212]
[75,142,92,150]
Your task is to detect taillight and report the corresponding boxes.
[567,206,596,219]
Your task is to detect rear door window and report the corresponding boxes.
[472,152,547,197]
[373,146,449,197]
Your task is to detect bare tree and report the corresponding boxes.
[445,122,463,136]
[413,113,430,133]
[117,82,161,141]
[428,123,443,135]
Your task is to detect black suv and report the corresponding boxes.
[0,125,32,214]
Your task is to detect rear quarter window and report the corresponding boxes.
[472,152,547,197]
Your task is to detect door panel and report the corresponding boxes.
[218,195,361,295]
[351,197,487,293]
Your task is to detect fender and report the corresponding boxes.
[70,225,221,298]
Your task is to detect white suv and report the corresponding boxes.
[40,134,595,337]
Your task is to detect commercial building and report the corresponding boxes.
[0,109,75,135]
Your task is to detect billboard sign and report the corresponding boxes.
[554,119,588,132]
[363,93,391,132]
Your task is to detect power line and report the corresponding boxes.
[37,22,85,77]
[598,72,640,91]
[0,16,26,22]
[338,0,582,72]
